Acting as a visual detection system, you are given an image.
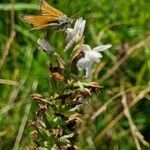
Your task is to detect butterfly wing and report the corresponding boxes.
[40,0,65,17]
[21,0,69,30]
[21,15,59,29]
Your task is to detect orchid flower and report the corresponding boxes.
[77,44,112,77]
[65,17,86,51]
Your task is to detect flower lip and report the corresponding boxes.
[77,57,91,70]
[77,57,93,77]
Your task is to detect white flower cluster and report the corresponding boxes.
[37,18,112,77]
[66,18,112,77]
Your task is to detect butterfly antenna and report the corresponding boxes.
[70,6,92,19]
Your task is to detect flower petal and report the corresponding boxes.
[93,44,112,52]
[77,57,90,70]
[76,18,86,37]
[86,51,102,63]
[37,39,53,54]
[66,28,74,42]
[85,62,92,77]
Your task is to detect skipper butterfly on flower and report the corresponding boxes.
[21,0,72,30]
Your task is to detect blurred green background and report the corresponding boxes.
[0,0,150,149]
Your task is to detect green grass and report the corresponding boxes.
[0,0,150,149]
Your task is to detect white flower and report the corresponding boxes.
[37,39,53,54]
[77,44,112,77]
[65,18,86,51]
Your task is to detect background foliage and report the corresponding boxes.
[0,0,150,149]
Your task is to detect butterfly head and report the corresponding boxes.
[57,16,73,30]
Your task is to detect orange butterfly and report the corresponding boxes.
[21,0,72,30]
